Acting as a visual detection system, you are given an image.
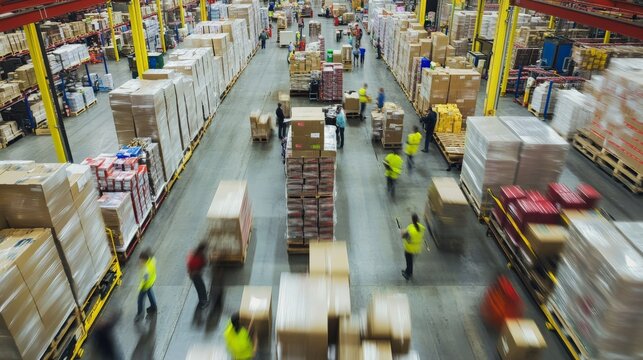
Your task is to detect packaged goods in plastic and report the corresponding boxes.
[548,216,643,359]
[497,318,547,359]
[460,116,521,209]
[550,89,593,139]
[425,177,469,248]
[205,181,252,261]
[109,79,141,145]
[499,116,569,191]
[366,293,412,354]
[0,228,77,360]
[276,273,329,359]
[98,192,138,250]
[614,221,643,251]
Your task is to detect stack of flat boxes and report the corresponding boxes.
[420,68,450,114]
[169,48,220,122]
[320,62,343,101]
[188,26,236,89]
[97,192,138,249]
[228,4,256,57]
[290,51,322,91]
[286,108,336,245]
[447,69,481,118]
[122,139,165,198]
[382,107,404,146]
[0,121,20,144]
[51,44,90,68]
[9,64,36,91]
[249,111,273,138]
[431,31,448,66]
[0,31,27,56]
[0,162,112,309]
[206,181,253,262]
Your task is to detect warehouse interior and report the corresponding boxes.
[0,0,641,359]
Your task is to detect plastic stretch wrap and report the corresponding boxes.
[55,213,96,303]
[98,192,138,250]
[276,273,329,359]
[109,79,141,145]
[206,181,252,259]
[550,89,593,139]
[460,116,521,207]
[529,82,557,115]
[548,217,643,359]
[499,116,569,191]
[614,221,643,253]
[0,229,76,360]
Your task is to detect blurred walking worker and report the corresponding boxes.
[259,30,267,49]
[421,107,437,153]
[401,213,425,280]
[352,47,360,67]
[358,83,369,120]
[359,47,366,66]
[276,103,286,139]
[93,311,123,360]
[187,242,209,309]
[224,312,256,360]
[405,126,422,170]
[377,88,385,111]
[383,149,403,197]
[135,250,157,322]
[336,106,346,149]
[376,37,382,59]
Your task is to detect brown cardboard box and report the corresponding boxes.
[498,319,547,360]
[420,68,450,105]
[279,92,291,118]
[431,32,448,65]
[367,293,412,354]
[524,224,568,257]
[309,241,350,278]
[343,92,360,113]
[362,341,393,360]
[419,39,432,58]
[325,276,351,343]
[239,286,272,339]
[142,69,176,80]
[338,317,361,360]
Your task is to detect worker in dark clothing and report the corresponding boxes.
[93,311,123,360]
[187,242,209,309]
[421,107,437,153]
[276,103,286,139]
[376,37,382,59]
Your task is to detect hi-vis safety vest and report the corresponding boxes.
[139,258,157,291]
[405,131,422,155]
[384,153,403,179]
[404,223,425,254]
[224,322,254,360]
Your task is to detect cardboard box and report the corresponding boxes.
[498,319,547,360]
[343,92,360,112]
[338,317,361,360]
[326,276,351,343]
[524,224,568,257]
[431,32,448,65]
[239,286,272,339]
[279,92,291,118]
[206,181,252,261]
[309,241,350,279]
[367,293,412,354]
[362,341,393,360]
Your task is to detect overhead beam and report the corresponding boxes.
[512,0,643,40]
[0,0,106,32]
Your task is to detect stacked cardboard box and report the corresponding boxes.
[289,51,322,92]
[0,228,77,360]
[279,92,291,118]
[371,111,385,139]
[382,106,404,145]
[0,31,28,56]
[446,69,481,117]
[309,21,322,38]
[572,45,608,70]
[550,89,593,139]
[529,82,557,116]
[122,139,166,198]
[249,111,272,138]
[431,32,448,65]
[320,62,344,101]
[205,180,253,263]
[549,216,642,359]
[366,293,412,354]
[342,91,360,114]
[98,192,138,249]
[10,64,36,91]
[434,104,463,133]
[0,163,112,306]
[419,68,450,110]
[0,81,21,104]
[0,121,22,145]
[497,319,547,359]
[51,44,90,68]
[239,286,272,339]
[424,177,469,249]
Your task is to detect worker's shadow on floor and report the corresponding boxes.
[131,316,157,360]
[192,266,225,332]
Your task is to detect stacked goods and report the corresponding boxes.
[0,163,112,305]
[424,177,469,249]
[276,273,329,358]
[572,45,608,70]
[67,92,85,113]
[0,228,77,360]
[431,32,448,65]
[332,3,348,17]
[529,82,557,116]
[80,86,96,106]
[98,192,138,249]
[510,47,541,69]
[341,45,352,70]
[249,111,272,139]
[586,65,642,183]
[460,116,521,210]
[51,44,90,68]
[320,63,343,101]
[0,31,27,56]
[497,319,547,359]
[10,64,37,91]
[279,92,291,117]
[179,33,229,99]
[480,13,498,39]
[122,139,166,198]
[549,216,642,359]
[0,121,22,146]
[366,293,412,354]
[290,51,322,92]
[382,105,404,145]
[208,2,228,19]
[239,286,272,339]
[445,56,472,69]
[514,27,548,48]
[499,116,569,191]
[434,104,463,133]
[309,21,321,38]
[550,89,593,139]
[205,180,252,262]
[342,91,360,114]
[446,68,481,117]
[0,82,21,103]
[371,111,384,139]
[342,12,355,23]
[419,68,450,111]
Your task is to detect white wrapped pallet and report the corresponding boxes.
[529,82,557,115]
[550,89,593,139]
[549,217,643,359]
[499,116,569,191]
[206,180,252,262]
[460,116,521,209]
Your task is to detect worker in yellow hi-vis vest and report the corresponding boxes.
[383,149,403,198]
[224,312,257,359]
[401,213,425,280]
[135,249,158,322]
[404,126,422,170]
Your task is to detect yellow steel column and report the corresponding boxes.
[416,0,427,26]
[200,0,207,22]
[482,0,510,115]
[548,16,555,29]
[500,6,519,96]
[129,1,147,76]
[107,2,120,62]
[471,0,486,51]
[156,0,167,52]
[603,30,611,43]
[179,0,186,28]
[24,24,67,162]
[134,0,149,67]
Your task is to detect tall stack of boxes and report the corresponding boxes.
[424,177,469,249]
[285,108,337,248]
[382,105,404,146]
[290,51,322,92]
[249,110,273,139]
[320,62,343,101]
[434,104,464,133]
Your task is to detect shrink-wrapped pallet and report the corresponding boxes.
[550,89,593,139]
[424,177,469,249]
[98,192,138,250]
[109,79,141,145]
[206,181,252,262]
[0,228,77,360]
[548,217,643,359]
[460,116,521,209]
[499,116,569,191]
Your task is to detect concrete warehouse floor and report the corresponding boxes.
[2,14,642,360]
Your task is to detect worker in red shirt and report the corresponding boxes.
[187,242,209,309]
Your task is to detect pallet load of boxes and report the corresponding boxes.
[0,161,114,360]
[371,102,404,148]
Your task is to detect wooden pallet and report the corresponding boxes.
[433,132,465,171]
[0,130,25,149]
[80,257,121,331]
[572,129,601,162]
[252,135,270,142]
[86,99,98,108]
[69,106,87,117]
[41,308,84,360]
[381,141,402,149]
[287,239,310,254]
[459,179,489,222]
[527,105,550,118]
[289,89,309,97]
[541,303,590,360]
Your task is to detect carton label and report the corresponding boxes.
[311,133,320,139]
[249,296,269,313]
